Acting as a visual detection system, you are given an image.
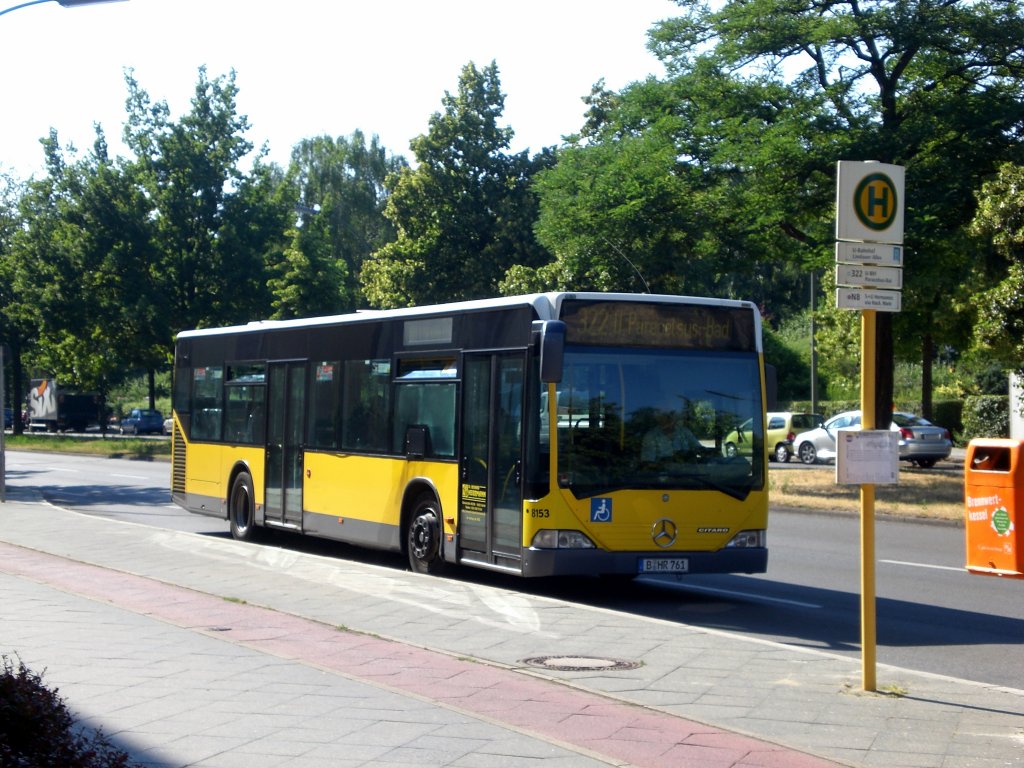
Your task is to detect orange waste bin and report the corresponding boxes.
[964,438,1024,579]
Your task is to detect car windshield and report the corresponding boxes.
[551,346,764,499]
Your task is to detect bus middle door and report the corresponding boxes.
[460,352,525,571]
[265,361,306,530]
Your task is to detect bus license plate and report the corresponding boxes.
[639,558,689,574]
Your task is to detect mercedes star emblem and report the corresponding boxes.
[651,518,678,548]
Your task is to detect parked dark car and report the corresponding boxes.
[120,408,164,435]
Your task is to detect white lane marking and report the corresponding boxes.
[111,473,147,480]
[639,578,822,609]
[880,559,964,573]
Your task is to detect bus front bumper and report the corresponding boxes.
[520,547,768,578]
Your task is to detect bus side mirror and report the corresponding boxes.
[535,320,565,384]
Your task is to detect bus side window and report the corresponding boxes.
[342,359,390,452]
[309,361,340,449]
[225,385,265,444]
[393,383,455,458]
[191,366,223,441]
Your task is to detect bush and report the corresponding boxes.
[0,655,138,768]
[962,396,1010,441]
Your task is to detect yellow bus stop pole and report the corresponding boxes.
[860,308,877,692]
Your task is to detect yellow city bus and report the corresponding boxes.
[170,292,768,577]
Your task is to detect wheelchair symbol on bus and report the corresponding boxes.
[591,498,612,523]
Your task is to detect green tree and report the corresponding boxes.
[124,67,282,335]
[221,158,295,320]
[0,171,30,429]
[544,0,1024,421]
[121,68,291,404]
[271,132,404,318]
[4,69,292,413]
[7,131,137,408]
[73,130,163,408]
[362,61,551,307]
[269,213,347,319]
[970,163,1024,373]
[526,71,834,309]
[812,269,862,399]
[527,113,697,294]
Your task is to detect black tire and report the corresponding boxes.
[915,458,937,469]
[229,471,258,542]
[406,493,445,575]
[774,444,790,463]
[798,442,818,465]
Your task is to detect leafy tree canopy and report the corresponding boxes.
[123,67,290,335]
[521,0,1024,413]
[270,132,405,318]
[363,61,552,308]
[971,163,1024,373]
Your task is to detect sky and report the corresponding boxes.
[0,0,674,180]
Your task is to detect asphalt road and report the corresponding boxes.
[6,449,1022,690]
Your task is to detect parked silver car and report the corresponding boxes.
[794,410,952,468]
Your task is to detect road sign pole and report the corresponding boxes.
[860,309,877,691]
[836,161,903,693]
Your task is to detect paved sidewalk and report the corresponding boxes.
[1,488,1022,767]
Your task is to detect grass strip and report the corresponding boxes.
[4,434,170,461]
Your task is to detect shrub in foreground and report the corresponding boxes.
[0,654,137,768]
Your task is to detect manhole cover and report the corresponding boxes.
[520,656,641,672]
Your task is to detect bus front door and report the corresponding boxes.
[266,361,305,530]
[460,353,525,569]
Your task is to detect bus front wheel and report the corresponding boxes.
[229,471,258,542]
[407,494,445,575]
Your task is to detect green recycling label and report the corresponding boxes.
[991,507,1013,537]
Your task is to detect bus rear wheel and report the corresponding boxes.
[407,494,445,575]
[229,471,258,542]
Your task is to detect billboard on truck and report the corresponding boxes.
[26,379,100,432]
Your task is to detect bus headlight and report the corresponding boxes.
[531,530,596,549]
[725,530,765,548]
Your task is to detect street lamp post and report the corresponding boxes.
[0,0,125,18]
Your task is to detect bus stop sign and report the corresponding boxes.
[836,162,904,244]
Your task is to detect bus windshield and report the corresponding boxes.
[552,346,764,499]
